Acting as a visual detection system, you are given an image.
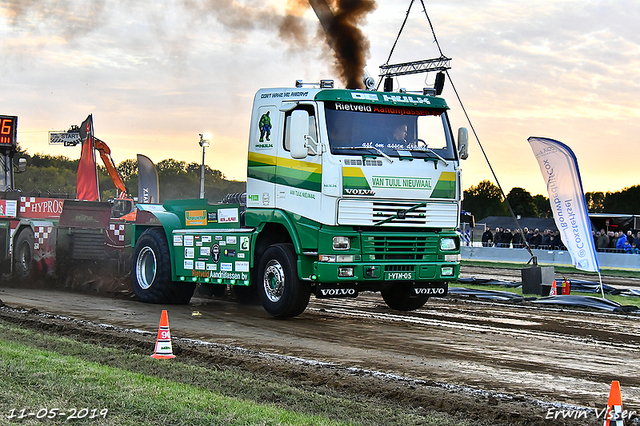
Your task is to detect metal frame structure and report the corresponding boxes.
[378,55,451,78]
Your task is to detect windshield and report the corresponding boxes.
[324,102,456,160]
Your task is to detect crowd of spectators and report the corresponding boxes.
[480,227,566,250]
[478,226,640,254]
[595,229,640,254]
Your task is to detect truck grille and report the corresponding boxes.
[338,200,458,228]
[384,264,415,272]
[361,234,439,261]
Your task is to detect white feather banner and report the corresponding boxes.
[528,137,599,272]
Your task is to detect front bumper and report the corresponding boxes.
[311,260,460,283]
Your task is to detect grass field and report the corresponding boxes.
[0,321,471,426]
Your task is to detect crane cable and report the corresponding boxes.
[381,0,414,66]
[376,0,415,90]
[402,0,538,263]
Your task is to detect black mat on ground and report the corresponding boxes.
[448,287,525,302]
[531,295,638,312]
[456,277,521,288]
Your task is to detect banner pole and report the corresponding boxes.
[598,272,605,299]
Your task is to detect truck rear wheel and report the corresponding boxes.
[257,243,310,318]
[14,228,34,282]
[381,283,429,311]
[131,228,195,304]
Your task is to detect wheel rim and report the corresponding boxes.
[17,240,32,273]
[263,259,285,303]
[136,247,157,290]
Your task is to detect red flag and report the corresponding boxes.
[76,115,100,201]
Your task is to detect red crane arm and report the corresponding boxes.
[94,138,128,198]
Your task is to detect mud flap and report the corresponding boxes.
[315,283,358,298]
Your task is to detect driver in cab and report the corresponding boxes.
[390,123,408,146]
[388,122,425,150]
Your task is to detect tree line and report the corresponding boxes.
[14,148,245,202]
[463,180,640,220]
[13,150,639,216]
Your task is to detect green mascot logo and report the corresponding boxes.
[259,111,271,142]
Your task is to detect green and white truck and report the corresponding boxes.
[131,80,469,318]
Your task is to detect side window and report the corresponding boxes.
[284,104,317,154]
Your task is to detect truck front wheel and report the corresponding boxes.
[257,243,310,318]
[381,283,429,311]
[131,228,195,304]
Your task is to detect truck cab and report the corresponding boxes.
[244,83,467,315]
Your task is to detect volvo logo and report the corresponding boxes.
[344,189,376,196]
[317,287,358,298]
[413,287,446,295]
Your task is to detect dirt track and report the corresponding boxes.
[0,265,639,425]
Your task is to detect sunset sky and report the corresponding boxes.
[1,0,638,197]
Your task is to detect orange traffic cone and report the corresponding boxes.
[151,310,175,359]
[603,380,624,426]
[549,280,557,296]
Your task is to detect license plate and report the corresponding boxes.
[384,271,414,280]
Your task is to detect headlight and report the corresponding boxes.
[441,266,454,276]
[338,267,354,277]
[336,255,354,262]
[440,237,457,251]
[333,236,350,250]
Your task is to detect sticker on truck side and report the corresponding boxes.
[185,210,207,226]
[218,208,238,223]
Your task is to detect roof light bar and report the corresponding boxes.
[295,79,335,89]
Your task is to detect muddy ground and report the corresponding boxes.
[0,265,639,425]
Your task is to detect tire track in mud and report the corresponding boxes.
[308,294,640,410]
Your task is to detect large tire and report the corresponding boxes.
[14,229,35,282]
[381,283,429,311]
[257,243,310,318]
[131,228,195,304]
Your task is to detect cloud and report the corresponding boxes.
[1,0,639,194]
[1,0,108,39]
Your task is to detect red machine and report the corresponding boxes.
[0,115,135,281]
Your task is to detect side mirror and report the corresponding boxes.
[17,157,27,173]
[290,110,310,159]
[457,127,469,160]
